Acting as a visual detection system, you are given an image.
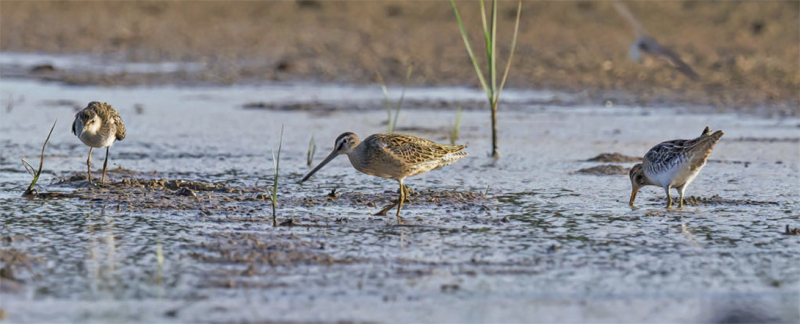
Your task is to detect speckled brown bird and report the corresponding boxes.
[300,132,468,222]
[629,126,723,208]
[72,101,126,184]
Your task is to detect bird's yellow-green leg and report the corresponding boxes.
[677,185,686,208]
[375,201,397,216]
[665,185,672,209]
[101,147,110,184]
[87,147,94,186]
[402,185,413,203]
[395,180,406,224]
[376,184,400,216]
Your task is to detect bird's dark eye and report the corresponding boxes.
[636,175,643,181]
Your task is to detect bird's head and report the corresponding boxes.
[628,40,645,63]
[628,163,648,206]
[75,108,101,135]
[331,132,360,155]
[299,132,361,183]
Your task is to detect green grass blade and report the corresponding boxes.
[450,0,490,97]
[375,70,393,132]
[21,159,35,177]
[450,106,463,145]
[490,0,498,96]
[496,0,522,104]
[24,120,57,194]
[307,134,316,167]
[479,0,491,61]
[391,65,413,133]
[273,125,284,206]
[270,125,284,227]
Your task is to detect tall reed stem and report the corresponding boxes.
[450,0,522,159]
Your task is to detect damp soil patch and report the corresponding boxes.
[647,194,782,207]
[584,153,642,163]
[44,171,489,220]
[572,164,629,176]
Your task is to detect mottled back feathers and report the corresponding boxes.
[643,127,723,175]
[366,134,467,167]
[72,101,126,141]
[350,133,468,180]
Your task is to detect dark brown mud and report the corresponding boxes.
[572,164,629,176]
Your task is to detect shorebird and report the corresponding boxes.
[629,126,723,208]
[72,101,126,185]
[299,132,468,222]
[613,2,699,80]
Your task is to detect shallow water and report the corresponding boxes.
[1,74,798,323]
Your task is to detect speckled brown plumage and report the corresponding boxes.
[300,132,468,221]
[629,126,723,208]
[72,101,125,142]
[353,133,467,180]
[72,101,126,184]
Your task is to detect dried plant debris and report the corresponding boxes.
[242,99,494,113]
[300,188,487,210]
[585,153,642,163]
[48,170,488,219]
[649,195,780,206]
[572,164,628,175]
[783,225,800,235]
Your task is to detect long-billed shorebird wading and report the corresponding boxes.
[613,2,699,80]
[299,132,468,222]
[629,126,723,208]
[72,101,126,185]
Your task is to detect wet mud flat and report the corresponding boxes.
[1,78,799,322]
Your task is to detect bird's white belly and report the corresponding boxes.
[79,131,115,148]
[671,165,703,187]
[647,162,703,188]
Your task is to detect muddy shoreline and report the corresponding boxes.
[2,1,798,115]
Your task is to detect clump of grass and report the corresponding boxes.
[267,125,284,227]
[22,120,57,197]
[375,65,413,133]
[450,0,522,159]
[307,133,316,167]
[450,106,463,145]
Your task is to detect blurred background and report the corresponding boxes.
[2,1,798,114]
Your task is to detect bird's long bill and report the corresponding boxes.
[629,188,638,206]
[299,150,340,183]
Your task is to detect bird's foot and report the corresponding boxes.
[375,202,398,216]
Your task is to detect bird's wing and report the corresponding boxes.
[71,111,80,135]
[113,112,126,141]
[644,139,690,172]
[374,134,465,166]
[645,39,700,80]
[645,130,723,173]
